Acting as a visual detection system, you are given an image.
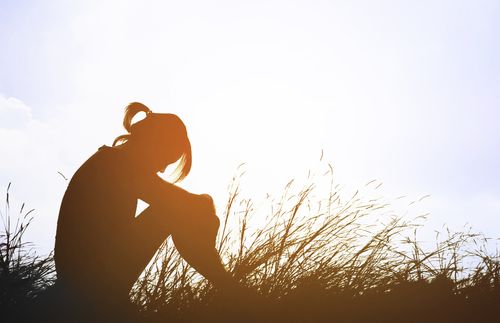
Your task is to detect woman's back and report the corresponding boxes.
[55,145,138,299]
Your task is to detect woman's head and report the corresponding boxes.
[113,102,192,182]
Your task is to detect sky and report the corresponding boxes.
[1,0,499,254]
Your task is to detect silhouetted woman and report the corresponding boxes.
[54,102,236,317]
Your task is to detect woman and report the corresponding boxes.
[54,102,236,315]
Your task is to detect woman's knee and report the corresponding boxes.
[199,194,215,212]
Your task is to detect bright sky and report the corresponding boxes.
[1,0,499,254]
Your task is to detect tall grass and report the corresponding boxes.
[0,183,55,313]
[131,167,500,322]
[2,165,499,322]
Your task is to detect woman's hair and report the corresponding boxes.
[113,102,192,183]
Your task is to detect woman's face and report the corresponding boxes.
[149,142,183,173]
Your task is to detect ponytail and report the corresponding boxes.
[123,102,151,132]
[113,102,152,146]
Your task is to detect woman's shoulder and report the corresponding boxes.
[70,145,126,180]
[97,144,111,152]
[86,145,119,167]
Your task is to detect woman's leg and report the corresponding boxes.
[121,205,173,287]
[124,198,237,292]
[168,195,238,290]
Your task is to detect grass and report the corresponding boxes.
[2,166,500,322]
[0,183,55,317]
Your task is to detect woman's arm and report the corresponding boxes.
[136,173,195,212]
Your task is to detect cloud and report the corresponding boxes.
[0,94,68,254]
[0,95,33,129]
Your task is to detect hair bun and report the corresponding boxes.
[123,102,152,132]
